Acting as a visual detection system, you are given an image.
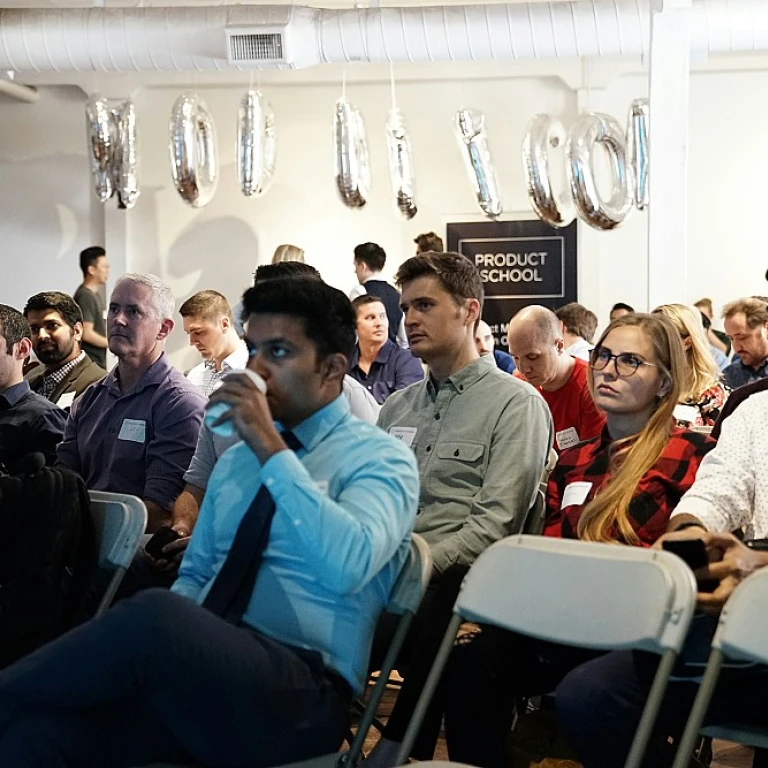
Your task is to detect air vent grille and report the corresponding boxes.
[229,32,284,62]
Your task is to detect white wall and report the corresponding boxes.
[0,85,102,309]
[2,61,768,370]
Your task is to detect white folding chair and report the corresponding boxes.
[397,534,698,768]
[88,490,147,616]
[671,568,768,768]
[138,533,433,768]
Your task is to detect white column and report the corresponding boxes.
[646,0,692,308]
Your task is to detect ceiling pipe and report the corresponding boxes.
[0,78,39,102]
[0,0,766,73]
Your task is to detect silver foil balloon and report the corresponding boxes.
[85,94,115,203]
[112,100,140,209]
[334,98,371,209]
[169,93,218,208]
[627,98,650,211]
[566,112,634,231]
[454,109,502,219]
[237,90,276,198]
[522,114,575,228]
[385,107,417,220]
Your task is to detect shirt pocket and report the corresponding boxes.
[429,440,486,498]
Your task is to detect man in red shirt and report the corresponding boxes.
[508,305,605,452]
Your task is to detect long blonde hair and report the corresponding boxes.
[577,313,686,545]
[652,303,720,400]
[271,244,305,264]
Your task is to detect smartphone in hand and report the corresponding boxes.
[144,525,182,560]
[662,538,718,593]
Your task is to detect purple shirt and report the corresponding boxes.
[57,353,206,512]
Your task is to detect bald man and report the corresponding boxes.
[508,305,605,453]
[474,321,515,374]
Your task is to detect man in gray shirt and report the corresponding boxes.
[73,246,109,369]
[367,251,553,767]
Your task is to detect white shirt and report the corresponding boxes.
[185,340,249,397]
[349,274,409,349]
[342,375,381,424]
[671,390,768,539]
[564,337,592,362]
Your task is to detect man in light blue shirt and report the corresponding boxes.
[0,278,419,768]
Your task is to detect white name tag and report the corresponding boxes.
[561,481,593,509]
[555,427,580,451]
[389,426,417,447]
[673,404,700,425]
[118,418,147,443]
[57,392,75,410]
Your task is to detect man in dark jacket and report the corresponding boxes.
[23,291,105,408]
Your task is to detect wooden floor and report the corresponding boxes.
[357,685,754,768]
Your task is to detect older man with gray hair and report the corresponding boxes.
[57,273,206,532]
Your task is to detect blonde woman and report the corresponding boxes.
[271,244,305,264]
[442,314,716,768]
[652,303,727,427]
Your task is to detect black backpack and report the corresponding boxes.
[0,454,97,667]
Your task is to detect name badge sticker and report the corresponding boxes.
[555,427,580,451]
[118,418,147,443]
[561,481,593,509]
[57,392,76,410]
[389,426,417,447]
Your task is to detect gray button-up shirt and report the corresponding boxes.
[378,354,553,572]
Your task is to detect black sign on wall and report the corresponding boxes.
[447,219,577,350]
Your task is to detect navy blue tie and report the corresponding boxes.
[203,430,303,623]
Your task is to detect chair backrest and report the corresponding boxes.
[712,566,768,663]
[88,490,147,571]
[523,447,558,535]
[382,533,433,616]
[455,535,697,655]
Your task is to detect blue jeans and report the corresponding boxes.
[0,589,350,768]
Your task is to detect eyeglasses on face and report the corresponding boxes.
[590,346,656,377]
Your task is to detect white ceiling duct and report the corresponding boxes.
[0,78,38,101]
[0,0,767,73]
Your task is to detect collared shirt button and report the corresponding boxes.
[434,413,441,420]
[426,445,432,453]
[454,448,460,456]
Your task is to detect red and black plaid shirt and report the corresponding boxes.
[544,426,716,546]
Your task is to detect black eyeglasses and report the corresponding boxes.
[590,346,656,377]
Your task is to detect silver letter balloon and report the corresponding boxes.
[522,114,574,228]
[169,93,218,208]
[386,107,417,220]
[85,95,115,203]
[454,109,502,219]
[112,100,139,209]
[566,113,633,231]
[627,98,650,211]
[237,90,276,198]
[334,98,371,209]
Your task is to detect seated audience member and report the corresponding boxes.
[148,265,382,576]
[349,242,407,348]
[0,277,419,768]
[414,231,444,254]
[180,290,248,396]
[556,387,768,768]
[348,295,423,404]
[555,302,597,362]
[722,296,768,389]
[694,296,731,355]
[609,301,634,322]
[696,308,729,370]
[57,273,206,532]
[474,320,515,373]
[0,305,67,469]
[23,291,105,407]
[711,375,768,439]
[73,246,109,369]
[508,305,605,452]
[233,243,305,335]
[443,313,715,768]
[367,252,553,767]
[652,303,727,427]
